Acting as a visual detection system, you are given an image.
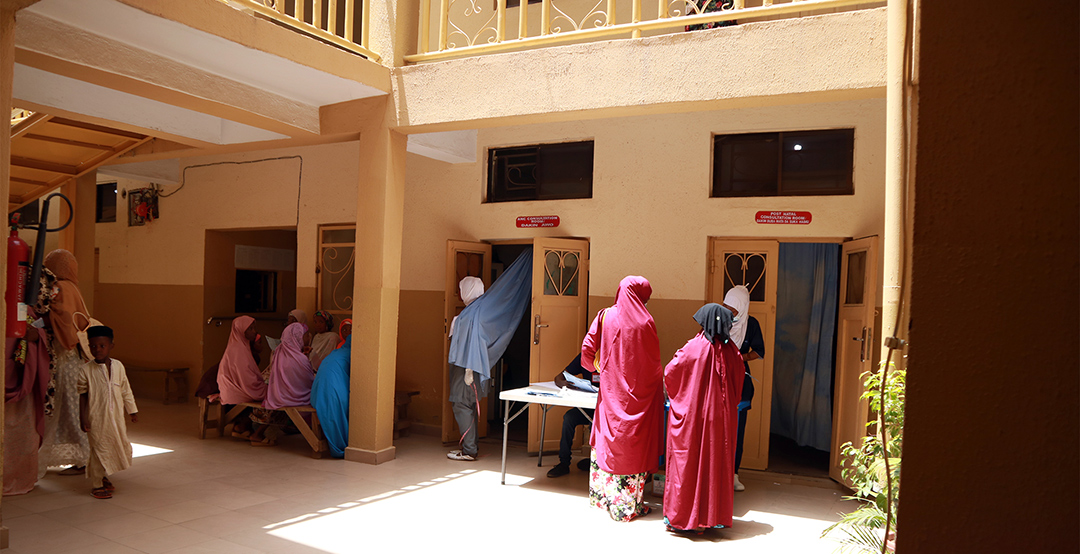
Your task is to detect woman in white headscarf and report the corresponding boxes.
[722,285,766,492]
[446,276,485,461]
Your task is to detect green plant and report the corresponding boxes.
[822,362,905,553]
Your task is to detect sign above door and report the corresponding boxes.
[516,215,560,228]
[755,211,812,225]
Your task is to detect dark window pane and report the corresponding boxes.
[713,129,854,197]
[488,141,592,202]
[321,228,356,244]
[96,183,117,223]
[722,252,767,302]
[714,134,779,196]
[845,251,866,305]
[781,129,854,194]
[235,269,277,313]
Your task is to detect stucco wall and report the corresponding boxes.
[398,98,886,426]
[397,8,886,129]
[94,141,359,376]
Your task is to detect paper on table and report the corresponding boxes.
[559,371,599,393]
[266,335,282,351]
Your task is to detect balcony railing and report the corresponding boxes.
[222,0,379,62]
[406,0,877,63]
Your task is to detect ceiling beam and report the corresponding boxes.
[48,117,146,140]
[22,133,114,150]
[10,156,78,175]
[10,111,51,139]
[10,176,51,187]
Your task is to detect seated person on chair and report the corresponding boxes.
[547,354,598,478]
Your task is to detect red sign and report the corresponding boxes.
[755,211,812,225]
[516,215,560,228]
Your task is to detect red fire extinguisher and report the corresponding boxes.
[6,215,29,338]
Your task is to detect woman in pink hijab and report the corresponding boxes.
[263,322,314,409]
[216,316,266,405]
[581,276,664,522]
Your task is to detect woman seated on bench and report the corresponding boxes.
[307,311,338,371]
[312,332,351,458]
[264,322,315,410]
[216,316,266,440]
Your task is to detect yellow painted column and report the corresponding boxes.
[881,0,910,352]
[345,99,406,464]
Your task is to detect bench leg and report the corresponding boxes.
[283,408,327,457]
[198,398,208,439]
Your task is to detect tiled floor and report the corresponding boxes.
[2,399,856,553]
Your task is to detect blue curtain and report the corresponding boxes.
[771,243,839,452]
[448,248,533,383]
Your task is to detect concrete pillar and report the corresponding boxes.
[899,1,1078,552]
[345,98,406,464]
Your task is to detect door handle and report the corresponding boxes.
[852,327,868,362]
[533,314,548,345]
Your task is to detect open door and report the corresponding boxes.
[829,236,880,485]
[442,240,492,443]
[708,238,779,471]
[528,237,590,453]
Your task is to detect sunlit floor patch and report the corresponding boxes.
[130,442,174,458]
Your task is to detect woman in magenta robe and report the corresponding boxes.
[581,275,664,522]
[264,322,314,409]
[663,303,745,532]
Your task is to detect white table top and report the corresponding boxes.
[499,381,598,410]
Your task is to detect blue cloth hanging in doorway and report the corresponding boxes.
[771,243,839,452]
[448,248,533,384]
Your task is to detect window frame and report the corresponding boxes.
[711,128,855,198]
[486,140,595,203]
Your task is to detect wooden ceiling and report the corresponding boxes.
[9,109,152,211]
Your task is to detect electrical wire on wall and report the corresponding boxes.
[159,156,305,225]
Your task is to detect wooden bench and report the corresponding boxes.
[394,390,420,439]
[197,397,329,458]
[127,366,189,404]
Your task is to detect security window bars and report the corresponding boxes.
[713,129,854,197]
[487,141,594,203]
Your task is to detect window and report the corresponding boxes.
[487,141,594,203]
[96,182,117,223]
[235,270,277,313]
[712,129,854,197]
[317,225,355,317]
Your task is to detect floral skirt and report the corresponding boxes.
[589,449,650,522]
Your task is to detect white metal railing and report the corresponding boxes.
[222,0,379,62]
[10,109,34,127]
[407,0,877,63]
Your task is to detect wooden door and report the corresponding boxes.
[829,236,880,484]
[528,237,590,454]
[708,238,779,471]
[442,240,492,443]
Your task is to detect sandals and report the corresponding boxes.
[91,487,112,499]
[250,438,276,447]
[102,477,115,492]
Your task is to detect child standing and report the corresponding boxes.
[77,326,138,499]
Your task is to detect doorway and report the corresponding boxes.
[768,243,840,478]
[442,237,590,453]
[202,229,297,377]
[708,236,879,484]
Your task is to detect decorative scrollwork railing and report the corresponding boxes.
[407,0,876,63]
[220,0,379,62]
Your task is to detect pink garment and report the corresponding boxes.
[663,332,745,531]
[581,276,664,475]
[5,326,50,439]
[217,316,266,404]
[263,322,315,409]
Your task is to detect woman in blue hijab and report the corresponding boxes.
[311,334,351,458]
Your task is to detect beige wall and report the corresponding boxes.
[94,141,359,380]
[398,98,886,426]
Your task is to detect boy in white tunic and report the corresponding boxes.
[77,326,138,499]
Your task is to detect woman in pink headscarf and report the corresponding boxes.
[264,322,314,409]
[581,276,664,522]
[216,316,266,405]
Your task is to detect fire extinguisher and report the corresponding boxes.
[6,215,29,338]
[10,192,74,337]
